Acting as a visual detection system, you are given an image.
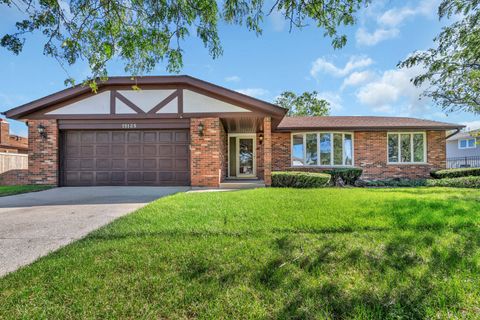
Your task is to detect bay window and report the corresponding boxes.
[387,132,426,164]
[291,132,354,166]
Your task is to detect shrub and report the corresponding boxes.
[363,179,427,187]
[431,167,480,179]
[325,168,363,185]
[272,171,331,188]
[426,176,480,188]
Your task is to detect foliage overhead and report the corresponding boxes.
[0,0,368,88]
[275,90,330,116]
[399,0,480,115]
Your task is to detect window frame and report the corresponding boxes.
[387,132,427,165]
[458,138,476,149]
[290,131,355,167]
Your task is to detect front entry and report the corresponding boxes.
[228,134,256,178]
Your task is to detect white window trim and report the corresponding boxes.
[227,133,257,178]
[458,138,476,149]
[387,132,427,165]
[290,131,355,167]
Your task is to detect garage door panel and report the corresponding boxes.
[112,145,125,156]
[143,145,157,156]
[62,129,190,186]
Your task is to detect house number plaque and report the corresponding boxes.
[121,123,137,129]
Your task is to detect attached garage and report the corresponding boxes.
[60,129,190,186]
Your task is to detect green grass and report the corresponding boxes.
[0,185,52,197]
[1,187,480,319]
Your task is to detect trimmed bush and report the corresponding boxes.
[272,171,331,188]
[426,176,480,188]
[431,167,480,179]
[363,179,427,187]
[325,168,363,185]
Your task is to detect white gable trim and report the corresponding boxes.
[46,91,110,115]
[183,90,250,113]
[118,89,175,112]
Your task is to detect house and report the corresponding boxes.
[3,75,463,187]
[446,131,480,168]
[0,119,28,154]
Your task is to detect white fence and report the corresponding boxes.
[0,152,28,174]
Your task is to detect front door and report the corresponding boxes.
[229,135,256,178]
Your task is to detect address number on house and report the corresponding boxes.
[121,123,137,129]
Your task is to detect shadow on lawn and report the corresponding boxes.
[256,197,480,319]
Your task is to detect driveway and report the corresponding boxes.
[0,186,188,277]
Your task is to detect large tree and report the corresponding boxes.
[0,0,368,88]
[275,91,330,116]
[399,0,480,115]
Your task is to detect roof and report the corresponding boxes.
[277,116,464,131]
[3,75,287,120]
[447,130,479,141]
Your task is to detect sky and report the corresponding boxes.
[0,0,478,137]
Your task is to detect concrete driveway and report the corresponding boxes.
[0,186,188,277]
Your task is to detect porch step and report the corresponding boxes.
[219,179,265,189]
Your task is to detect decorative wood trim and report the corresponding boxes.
[178,89,184,117]
[58,119,190,130]
[110,90,116,114]
[147,90,179,114]
[115,91,146,114]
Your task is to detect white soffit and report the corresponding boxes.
[183,90,250,113]
[47,91,110,115]
[118,90,176,112]
[115,98,136,114]
[157,97,178,114]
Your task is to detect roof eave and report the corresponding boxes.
[275,125,465,132]
[4,75,287,119]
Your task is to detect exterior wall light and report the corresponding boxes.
[259,133,264,144]
[37,124,47,139]
[198,122,204,137]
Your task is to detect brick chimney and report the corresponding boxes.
[0,119,10,146]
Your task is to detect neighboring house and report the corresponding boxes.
[446,131,480,168]
[0,118,28,154]
[3,76,463,187]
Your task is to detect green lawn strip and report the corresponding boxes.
[0,185,52,197]
[1,188,480,319]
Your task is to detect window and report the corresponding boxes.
[291,132,354,166]
[459,138,476,149]
[387,132,426,164]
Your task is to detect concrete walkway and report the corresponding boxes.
[0,186,188,277]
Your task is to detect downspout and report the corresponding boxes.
[445,128,461,140]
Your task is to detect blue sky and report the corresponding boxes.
[0,0,478,137]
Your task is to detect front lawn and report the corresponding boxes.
[0,185,52,197]
[1,188,480,319]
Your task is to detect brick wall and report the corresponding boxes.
[0,169,29,185]
[190,118,225,187]
[272,132,290,171]
[28,119,59,185]
[271,130,447,180]
[263,117,272,186]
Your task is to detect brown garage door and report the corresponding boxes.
[60,130,190,186]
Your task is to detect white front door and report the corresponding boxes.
[229,135,256,178]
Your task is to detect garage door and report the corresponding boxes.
[60,130,190,186]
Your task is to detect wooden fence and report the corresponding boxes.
[0,152,28,174]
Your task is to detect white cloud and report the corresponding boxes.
[356,65,430,114]
[235,88,269,98]
[462,121,480,131]
[225,75,241,82]
[319,91,343,112]
[355,27,399,46]
[378,0,438,27]
[341,71,375,89]
[310,55,373,78]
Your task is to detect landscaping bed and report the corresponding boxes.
[1,188,480,319]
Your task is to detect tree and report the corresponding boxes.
[0,0,368,88]
[275,91,330,116]
[399,0,480,114]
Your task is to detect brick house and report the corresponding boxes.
[3,76,463,187]
[0,119,28,154]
